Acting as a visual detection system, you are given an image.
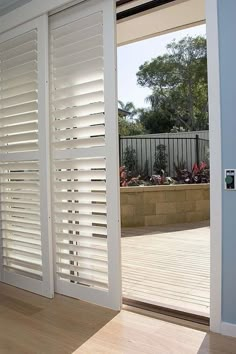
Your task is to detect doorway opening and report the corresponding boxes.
[117,4,210,323]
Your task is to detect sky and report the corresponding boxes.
[117,24,206,110]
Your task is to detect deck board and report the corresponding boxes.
[121,222,210,316]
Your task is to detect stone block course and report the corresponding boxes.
[121,184,210,227]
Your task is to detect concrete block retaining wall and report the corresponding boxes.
[120,184,210,228]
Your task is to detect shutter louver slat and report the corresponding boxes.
[54,180,106,191]
[2,50,37,70]
[54,46,103,70]
[53,58,103,81]
[57,272,107,289]
[2,82,37,99]
[0,31,36,52]
[0,162,42,280]
[51,9,109,292]
[53,90,104,109]
[56,252,107,266]
[1,40,37,62]
[52,12,101,39]
[52,102,104,120]
[0,143,38,153]
[53,24,102,49]
[55,71,103,90]
[0,29,44,284]
[1,61,37,81]
[1,71,37,90]
[0,112,38,126]
[1,91,38,108]
[0,122,38,135]
[52,79,104,100]
[0,101,38,118]
[54,202,107,214]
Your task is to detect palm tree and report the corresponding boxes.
[118,100,137,120]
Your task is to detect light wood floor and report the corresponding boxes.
[1,282,236,354]
[74,310,236,354]
[0,283,116,354]
[122,221,210,316]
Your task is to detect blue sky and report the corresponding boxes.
[117,24,206,109]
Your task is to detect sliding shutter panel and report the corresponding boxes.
[50,0,121,309]
[0,16,54,297]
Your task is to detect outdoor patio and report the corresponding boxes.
[121,221,210,317]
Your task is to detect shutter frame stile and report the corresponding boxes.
[0,16,54,297]
[50,0,121,310]
[103,0,122,311]
[37,14,54,298]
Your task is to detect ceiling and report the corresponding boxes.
[0,0,31,16]
[117,0,205,46]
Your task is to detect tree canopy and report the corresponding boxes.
[136,36,208,133]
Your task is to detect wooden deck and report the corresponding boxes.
[121,221,210,317]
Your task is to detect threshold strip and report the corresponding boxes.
[123,297,210,326]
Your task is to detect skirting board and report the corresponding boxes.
[221,322,236,338]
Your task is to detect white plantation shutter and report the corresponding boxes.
[50,0,121,309]
[0,30,38,154]
[0,17,54,297]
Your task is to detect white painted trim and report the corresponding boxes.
[37,14,54,298]
[206,0,222,333]
[0,0,85,34]
[56,281,113,309]
[103,0,122,311]
[221,322,236,338]
[49,0,121,311]
[0,16,54,299]
[2,271,45,296]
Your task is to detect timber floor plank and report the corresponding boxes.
[0,283,116,354]
[74,310,236,354]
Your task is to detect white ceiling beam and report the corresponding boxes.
[117,0,205,46]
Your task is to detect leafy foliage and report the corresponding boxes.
[174,161,209,184]
[136,36,208,133]
[118,116,145,136]
[153,144,168,174]
[118,100,145,136]
[123,146,136,173]
[138,107,175,134]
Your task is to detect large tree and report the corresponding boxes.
[137,36,208,132]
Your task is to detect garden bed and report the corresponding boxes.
[120,184,210,228]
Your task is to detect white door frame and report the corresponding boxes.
[0,0,227,333]
[205,0,222,333]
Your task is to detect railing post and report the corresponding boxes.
[118,134,121,166]
[195,134,200,166]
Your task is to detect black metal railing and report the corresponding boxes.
[119,134,209,177]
